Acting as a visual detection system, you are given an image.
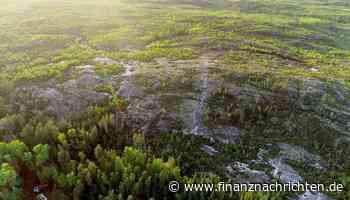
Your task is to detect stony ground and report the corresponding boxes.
[1,0,350,199]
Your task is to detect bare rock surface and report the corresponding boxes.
[226,162,270,183]
[269,156,304,184]
[7,54,350,200]
[295,191,334,200]
[10,63,112,119]
[200,145,219,156]
[94,57,120,65]
[277,143,326,170]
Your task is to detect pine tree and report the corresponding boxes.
[33,144,49,166]
[0,163,20,200]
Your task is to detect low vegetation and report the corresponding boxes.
[0,0,349,199]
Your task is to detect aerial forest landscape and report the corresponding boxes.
[0,0,350,199]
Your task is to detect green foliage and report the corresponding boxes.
[0,140,29,163]
[0,0,349,199]
[95,64,123,78]
[68,146,181,199]
[0,114,26,136]
[107,46,196,62]
[0,163,17,187]
[132,133,145,150]
[0,140,32,199]
[33,144,49,166]
[336,167,350,199]
[0,163,21,200]
[13,60,72,82]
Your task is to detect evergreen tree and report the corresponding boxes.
[33,144,49,166]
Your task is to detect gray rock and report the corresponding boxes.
[180,99,199,133]
[190,57,210,136]
[151,80,161,90]
[200,145,219,156]
[11,64,111,119]
[39,85,110,119]
[226,162,270,183]
[298,80,326,110]
[157,119,170,133]
[118,81,142,99]
[127,95,162,131]
[212,126,240,144]
[278,143,326,170]
[74,65,102,87]
[269,157,304,184]
[94,57,120,65]
[257,143,326,184]
[291,79,350,138]
[318,105,350,136]
[329,81,350,103]
[117,63,139,99]
[76,64,95,72]
[296,191,333,200]
[35,87,66,117]
[77,73,102,87]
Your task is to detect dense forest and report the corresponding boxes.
[0,0,350,199]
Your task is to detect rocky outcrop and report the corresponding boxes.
[289,79,350,138]
[10,64,112,119]
[226,162,270,183]
[277,143,327,170]
[94,57,120,65]
[254,143,327,183]
[295,191,333,200]
[211,126,240,144]
[269,156,304,184]
[200,145,219,156]
[5,54,349,200]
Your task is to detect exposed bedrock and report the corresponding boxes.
[5,55,349,200]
